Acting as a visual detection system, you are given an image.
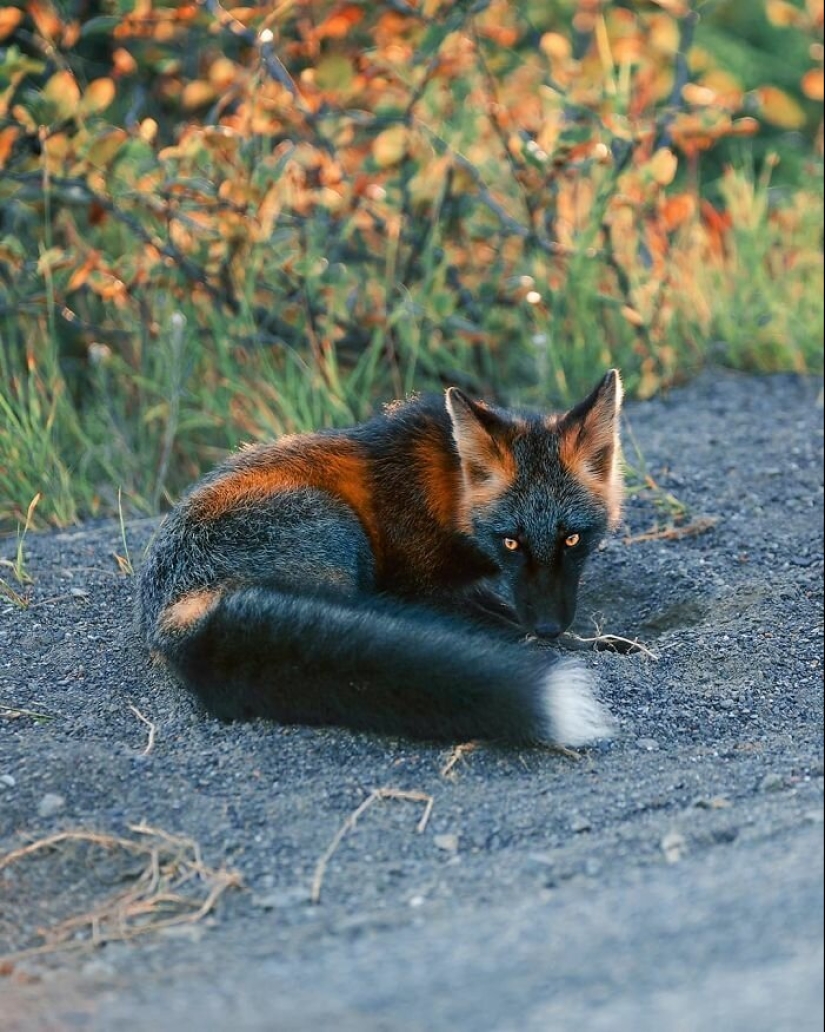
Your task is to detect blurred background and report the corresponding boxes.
[0,0,822,528]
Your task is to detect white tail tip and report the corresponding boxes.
[542,660,615,746]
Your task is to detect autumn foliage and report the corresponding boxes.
[0,0,822,524]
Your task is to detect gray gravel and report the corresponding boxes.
[1,368,823,1032]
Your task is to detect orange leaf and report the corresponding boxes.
[755,86,807,130]
[182,80,217,111]
[661,193,696,232]
[729,117,760,137]
[112,47,137,78]
[316,5,364,40]
[28,0,62,40]
[0,6,24,40]
[0,125,18,168]
[801,68,824,101]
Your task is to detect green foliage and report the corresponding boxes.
[0,0,822,529]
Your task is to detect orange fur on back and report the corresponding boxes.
[187,436,381,549]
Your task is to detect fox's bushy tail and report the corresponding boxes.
[151,586,613,746]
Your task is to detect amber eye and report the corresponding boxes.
[503,537,520,552]
[564,532,581,548]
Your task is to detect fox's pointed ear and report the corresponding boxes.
[445,388,516,524]
[558,369,624,527]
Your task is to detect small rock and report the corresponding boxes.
[693,796,731,810]
[661,830,686,863]
[251,886,309,910]
[718,699,735,710]
[803,810,824,825]
[584,858,602,877]
[637,738,660,752]
[759,773,785,793]
[434,833,459,853]
[70,587,89,599]
[0,774,15,788]
[81,959,116,979]
[570,815,592,834]
[37,793,66,818]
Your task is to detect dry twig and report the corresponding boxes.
[310,788,434,905]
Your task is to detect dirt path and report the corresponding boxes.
[1,368,823,1032]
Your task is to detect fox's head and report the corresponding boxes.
[446,370,623,639]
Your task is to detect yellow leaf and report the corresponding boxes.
[648,147,678,186]
[79,78,116,115]
[315,55,355,94]
[372,125,409,168]
[37,247,67,275]
[621,305,644,327]
[209,57,238,91]
[86,128,128,167]
[766,0,805,27]
[801,68,824,101]
[0,6,24,40]
[755,86,807,130]
[539,32,571,63]
[139,118,158,144]
[43,69,80,119]
[681,83,717,107]
[648,0,689,15]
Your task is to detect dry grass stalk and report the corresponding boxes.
[128,704,157,755]
[624,515,719,545]
[440,742,478,778]
[0,823,242,963]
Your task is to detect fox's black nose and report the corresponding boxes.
[534,621,564,640]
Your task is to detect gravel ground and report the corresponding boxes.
[1,368,823,1032]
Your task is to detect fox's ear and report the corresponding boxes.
[557,369,624,526]
[445,388,516,522]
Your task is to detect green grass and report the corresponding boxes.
[0,160,822,534]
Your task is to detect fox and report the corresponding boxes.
[136,369,624,747]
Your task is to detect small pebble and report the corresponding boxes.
[434,833,459,853]
[570,815,592,834]
[0,774,15,788]
[661,831,686,863]
[637,738,660,752]
[37,792,66,818]
[693,796,730,810]
[251,887,309,910]
[759,773,785,794]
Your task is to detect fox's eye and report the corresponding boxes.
[503,537,520,552]
[564,532,581,548]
